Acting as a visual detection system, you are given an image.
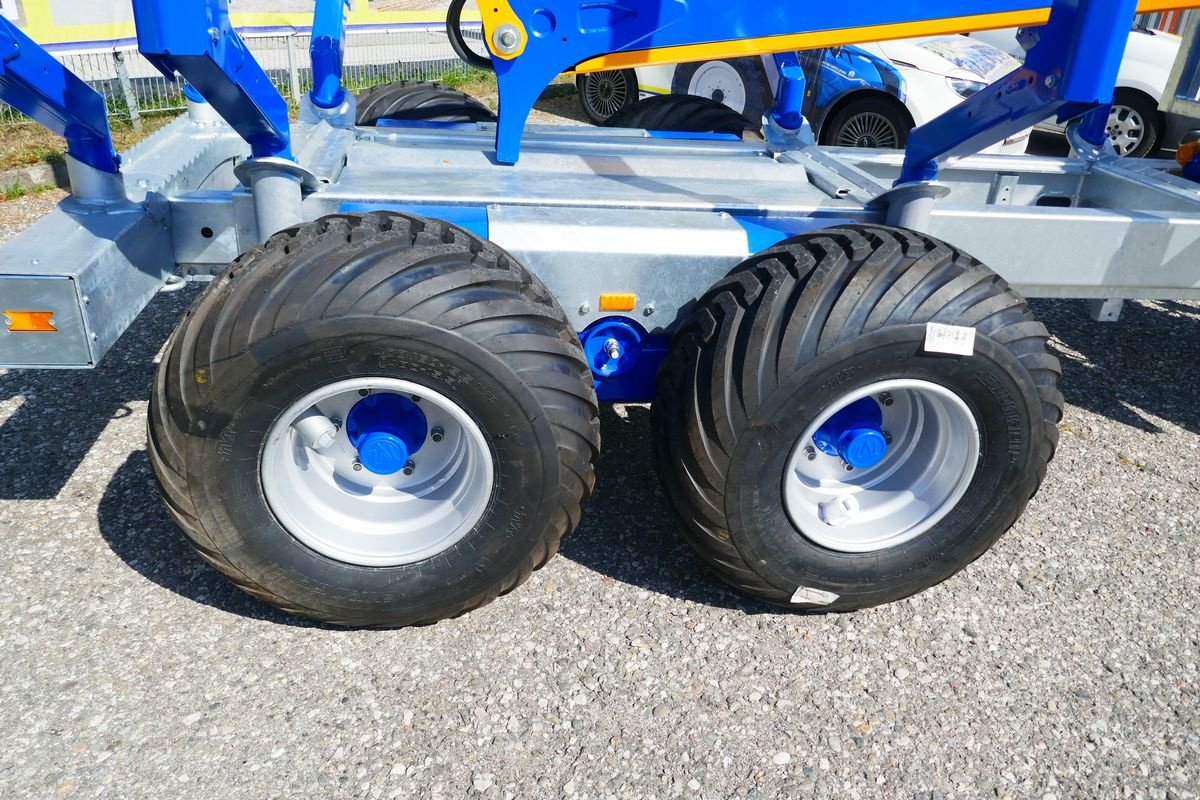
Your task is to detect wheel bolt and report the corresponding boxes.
[410,394,421,403]
[804,445,817,461]
[403,460,415,476]
[352,460,363,471]
[330,417,342,429]
[879,392,894,407]
[431,426,445,443]
[844,463,855,472]
[883,430,892,444]
[358,388,370,397]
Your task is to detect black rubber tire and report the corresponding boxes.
[576,69,639,124]
[653,225,1063,611]
[354,80,497,127]
[604,94,760,137]
[148,212,599,627]
[1109,88,1161,158]
[820,95,912,149]
[670,57,772,125]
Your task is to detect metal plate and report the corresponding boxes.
[0,278,90,367]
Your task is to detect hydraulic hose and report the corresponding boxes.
[447,0,495,72]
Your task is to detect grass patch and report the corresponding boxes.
[1,182,54,202]
[0,114,180,172]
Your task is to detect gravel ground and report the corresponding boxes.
[0,172,1198,800]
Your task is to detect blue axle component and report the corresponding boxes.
[898,0,1138,184]
[814,398,888,470]
[0,18,119,174]
[310,0,349,109]
[346,394,428,475]
[578,317,667,403]
[132,0,293,160]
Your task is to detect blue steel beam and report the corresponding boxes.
[483,0,1052,163]
[0,18,119,174]
[132,0,293,160]
[310,0,349,109]
[897,0,1138,183]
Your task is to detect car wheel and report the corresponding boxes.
[821,96,911,149]
[1107,89,1161,158]
[670,58,773,124]
[576,69,638,124]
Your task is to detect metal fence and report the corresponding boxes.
[2,16,1194,129]
[0,25,481,128]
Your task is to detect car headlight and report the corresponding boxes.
[947,77,986,98]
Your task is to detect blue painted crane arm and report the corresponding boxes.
[898,0,1138,184]
[0,17,119,174]
[310,0,350,109]
[132,0,293,161]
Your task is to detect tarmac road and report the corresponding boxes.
[0,174,1197,798]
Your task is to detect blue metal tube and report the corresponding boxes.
[0,18,120,174]
[132,0,294,161]
[310,0,349,109]
[897,0,1138,184]
[771,53,807,131]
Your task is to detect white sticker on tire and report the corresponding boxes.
[924,323,976,356]
[790,586,839,605]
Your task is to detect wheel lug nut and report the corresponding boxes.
[844,462,855,472]
[431,426,444,443]
[410,394,421,403]
[879,392,894,407]
[402,460,415,476]
[358,388,370,397]
[804,445,816,461]
[883,430,892,444]
[352,460,363,471]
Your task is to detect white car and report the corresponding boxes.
[577,34,1031,155]
[971,25,1195,156]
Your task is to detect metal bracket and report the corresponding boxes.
[898,0,1139,184]
[0,17,120,175]
[132,0,293,161]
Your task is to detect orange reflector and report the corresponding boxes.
[599,293,637,312]
[3,310,57,332]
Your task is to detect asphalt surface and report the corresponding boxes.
[1,169,1199,799]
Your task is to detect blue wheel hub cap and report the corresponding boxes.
[813,397,888,469]
[345,393,428,475]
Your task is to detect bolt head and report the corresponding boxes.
[358,388,370,397]
[844,463,855,472]
[431,426,445,443]
[879,393,894,407]
[402,460,415,476]
[352,461,363,472]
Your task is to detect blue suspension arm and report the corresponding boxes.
[897,0,1137,183]
[0,18,119,174]
[132,0,293,161]
[310,0,350,109]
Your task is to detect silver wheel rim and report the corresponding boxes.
[1107,104,1145,156]
[836,111,900,149]
[783,379,980,553]
[687,61,748,114]
[261,377,493,566]
[583,71,631,119]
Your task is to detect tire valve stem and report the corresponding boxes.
[403,460,415,476]
[430,426,445,443]
[879,392,894,407]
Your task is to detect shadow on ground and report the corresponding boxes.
[1034,298,1200,435]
